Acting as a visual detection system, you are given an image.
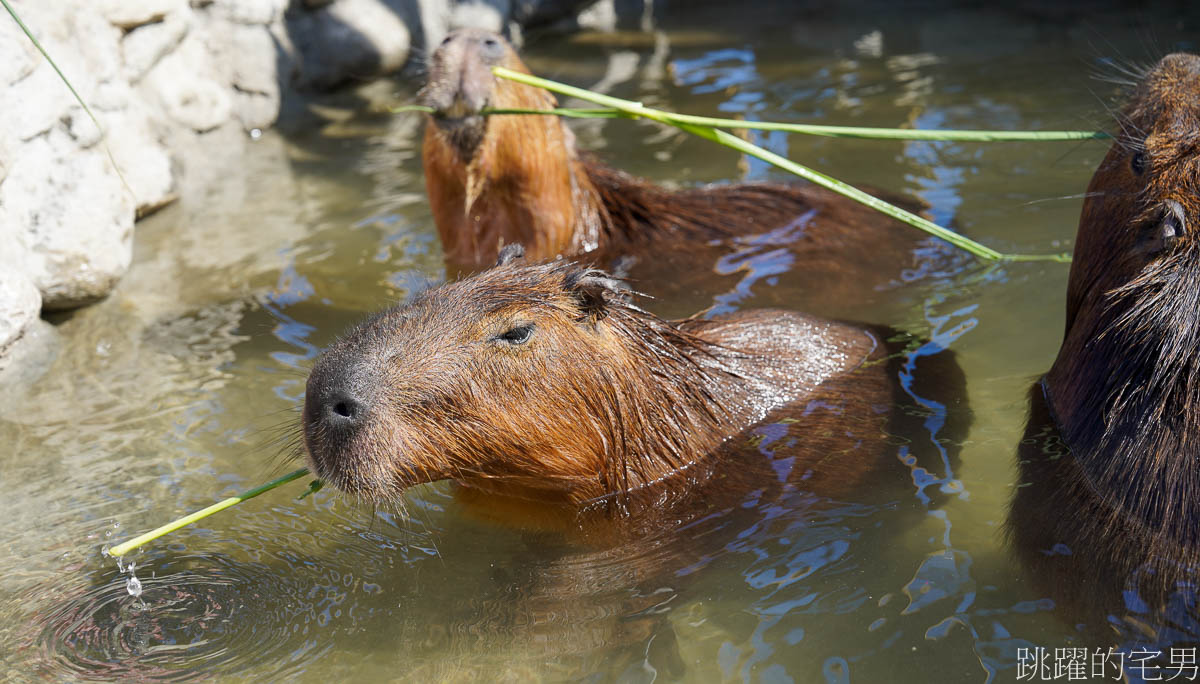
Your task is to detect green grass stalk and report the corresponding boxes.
[107,468,313,557]
[490,67,1071,263]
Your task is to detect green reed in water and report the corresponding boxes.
[394,65,1097,263]
[493,67,1084,262]
[394,103,1107,143]
[107,469,321,557]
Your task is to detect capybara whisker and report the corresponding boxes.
[1019,192,1107,206]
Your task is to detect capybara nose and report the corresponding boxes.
[440,29,504,56]
[304,364,374,439]
[323,391,364,428]
[463,32,504,59]
[1162,52,1200,76]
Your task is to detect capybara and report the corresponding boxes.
[303,244,968,524]
[419,29,952,307]
[299,244,969,674]
[1007,53,1200,644]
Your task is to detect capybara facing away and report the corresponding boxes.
[419,29,950,304]
[303,244,968,534]
[1008,53,1200,641]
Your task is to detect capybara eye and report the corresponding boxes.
[1160,200,1186,241]
[480,36,504,60]
[441,35,453,46]
[496,324,534,345]
[1131,151,1147,175]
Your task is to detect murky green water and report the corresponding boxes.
[3,3,1199,681]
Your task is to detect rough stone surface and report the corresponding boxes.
[3,129,136,309]
[288,0,413,90]
[211,0,287,25]
[450,0,509,32]
[511,0,599,28]
[146,35,234,132]
[99,0,188,29]
[122,10,193,83]
[0,263,42,357]
[105,105,177,214]
[0,0,618,369]
[0,13,40,86]
[0,319,59,388]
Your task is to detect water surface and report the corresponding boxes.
[2,3,1198,681]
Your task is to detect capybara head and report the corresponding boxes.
[302,246,738,506]
[419,29,587,264]
[419,28,549,160]
[1063,53,1200,333]
[1048,52,1200,543]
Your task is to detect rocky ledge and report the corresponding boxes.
[0,0,610,371]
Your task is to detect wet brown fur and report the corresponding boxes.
[299,248,969,665]
[420,29,935,282]
[1009,53,1200,635]
[303,247,968,523]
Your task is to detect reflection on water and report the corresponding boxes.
[3,2,1200,681]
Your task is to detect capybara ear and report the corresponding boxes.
[564,267,627,323]
[495,243,526,267]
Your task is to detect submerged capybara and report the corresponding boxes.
[300,244,969,674]
[419,29,953,307]
[303,244,968,531]
[1007,53,1200,644]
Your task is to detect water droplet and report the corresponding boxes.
[250,128,263,140]
[126,575,143,598]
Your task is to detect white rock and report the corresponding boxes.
[0,7,41,86]
[0,128,10,185]
[210,0,287,25]
[104,106,177,215]
[144,34,232,132]
[0,318,59,386]
[577,0,617,32]
[228,22,281,96]
[233,90,280,131]
[2,129,135,309]
[63,107,104,148]
[4,4,124,140]
[450,1,510,32]
[122,10,192,83]
[7,63,77,142]
[289,0,412,90]
[56,7,125,85]
[99,0,187,30]
[91,78,135,112]
[0,260,42,356]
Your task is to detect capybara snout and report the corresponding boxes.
[1062,53,1200,336]
[420,28,513,115]
[419,28,525,158]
